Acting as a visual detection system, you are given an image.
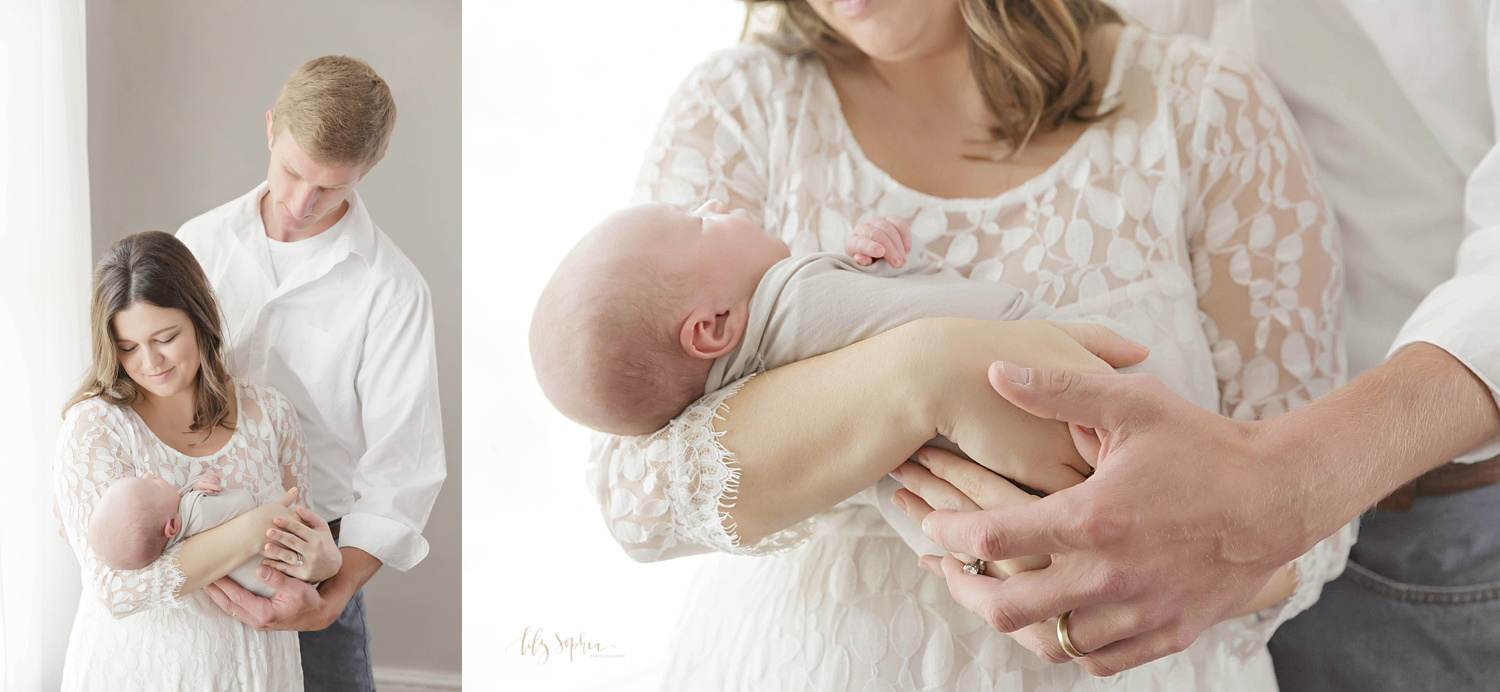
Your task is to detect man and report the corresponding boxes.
[176,55,447,690]
[906,1,1500,685]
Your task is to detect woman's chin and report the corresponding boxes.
[133,377,187,400]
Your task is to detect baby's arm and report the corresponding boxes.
[845,215,912,267]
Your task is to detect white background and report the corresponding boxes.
[465,2,748,689]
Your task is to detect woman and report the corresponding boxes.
[590,0,1354,688]
[55,231,340,690]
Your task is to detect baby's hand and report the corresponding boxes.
[845,216,912,268]
[193,472,223,495]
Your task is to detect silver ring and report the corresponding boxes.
[962,558,987,576]
[295,557,304,567]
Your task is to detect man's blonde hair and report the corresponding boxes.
[272,55,397,169]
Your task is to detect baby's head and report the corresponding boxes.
[88,475,182,570]
[531,200,789,435]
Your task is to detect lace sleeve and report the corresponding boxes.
[1182,49,1355,638]
[586,376,815,563]
[265,387,312,508]
[53,401,188,618]
[631,46,775,220]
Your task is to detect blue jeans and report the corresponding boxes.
[1269,482,1500,691]
[298,588,374,691]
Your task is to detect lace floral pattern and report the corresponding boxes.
[55,379,308,690]
[592,25,1353,689]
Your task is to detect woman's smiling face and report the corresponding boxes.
[111,302,201,400]
[807,0,967,62]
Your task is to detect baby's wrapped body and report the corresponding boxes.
[705,250,1152,555]
[172,488,278,597]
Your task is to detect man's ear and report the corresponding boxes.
[265,109,276,151]
[679,304,742,360]
[164,515,181,539]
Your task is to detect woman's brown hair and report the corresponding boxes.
[64,231,235,433]
[744,0,1122,157]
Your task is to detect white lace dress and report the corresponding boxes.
[55,380,309,691]
[589,25,1357,690]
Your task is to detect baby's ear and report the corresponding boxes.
[164,515,181,538]
[680,304,742,360]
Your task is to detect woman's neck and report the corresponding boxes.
[850,43,990,127]
[135,387,199,428]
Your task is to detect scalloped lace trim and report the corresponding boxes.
[670,374,814,556]
[147,543,190,613]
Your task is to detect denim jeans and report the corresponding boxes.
[298,589,375,691]
[1269,482,1500,691]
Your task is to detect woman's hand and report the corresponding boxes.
[915,318,1143,494]
[260,505,341,583]
[890,447,1051,578]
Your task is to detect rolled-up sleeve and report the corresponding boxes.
[343,285,448,570]
[1387,5,1500,462]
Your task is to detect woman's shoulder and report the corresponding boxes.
[234,379,298,426]
[1120,24,1268,98]
[62,395,124,428]
[673,41,823,100]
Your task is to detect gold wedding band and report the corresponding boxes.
[1057,610,1087,659]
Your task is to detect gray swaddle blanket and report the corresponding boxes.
[168,488,277,597]
[704,252,1084,557]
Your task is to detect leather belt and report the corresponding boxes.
[1375,455,1500,511]
[327,518,342,542]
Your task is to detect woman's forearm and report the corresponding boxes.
[719,322,939,545]
[172,506,281,595]
[720,318,1116,545]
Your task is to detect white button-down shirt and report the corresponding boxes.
[178,182,447,570]
[1116,0,1500,461]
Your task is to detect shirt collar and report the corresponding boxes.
[234,181,376,267]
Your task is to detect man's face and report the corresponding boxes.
[263,112,366,239]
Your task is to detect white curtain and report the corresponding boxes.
[0,0,92,688]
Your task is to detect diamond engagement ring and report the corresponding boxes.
[962,558,987,576]
[295,557,304,567]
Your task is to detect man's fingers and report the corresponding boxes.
[988,361,1144,432]
[1051,321,1149,368]
[1063,621,1203,677]
[257,564,291,587]
[949,556,1108,635]
[276,487,299,507]
[920,490,1082,560]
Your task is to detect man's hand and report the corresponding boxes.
[205,567,341,631]
[845,215,912,267]
[919,363,1310,676]
[193,472,223,494]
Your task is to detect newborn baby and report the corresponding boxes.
[532,199,1076,436]
[89,473,279,597]
[531,199,1151,561]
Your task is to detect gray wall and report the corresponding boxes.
[86,0,461,679]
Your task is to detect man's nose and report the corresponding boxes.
[290,186,318,219]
